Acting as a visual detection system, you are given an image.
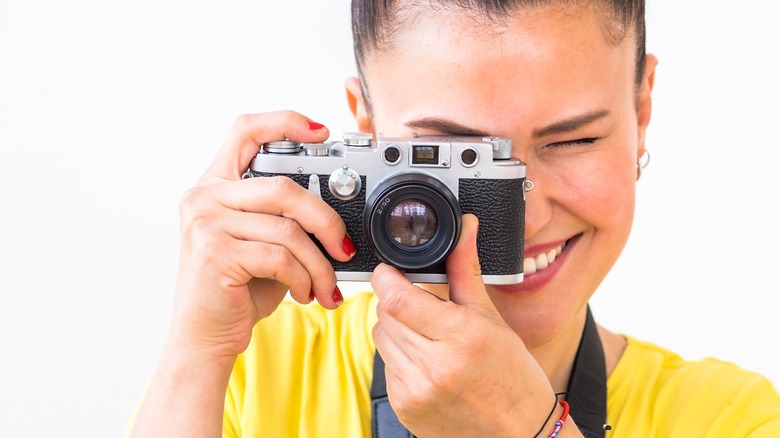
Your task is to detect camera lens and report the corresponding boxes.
[387,199,437,248]
[364,173,461,270]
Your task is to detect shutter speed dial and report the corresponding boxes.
[328,165,362,200]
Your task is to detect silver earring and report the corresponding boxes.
[637,150,650,181]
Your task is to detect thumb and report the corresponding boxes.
[446,214,499,318]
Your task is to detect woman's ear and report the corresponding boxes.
[636,54,658,159]
[345,76,375,134]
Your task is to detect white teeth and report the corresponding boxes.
[535,253,548,270]
[524,242,566,276]
[524,257,537,275]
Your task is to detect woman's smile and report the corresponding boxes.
[496,233,581,295]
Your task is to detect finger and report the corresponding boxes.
[371,263,459,340]
[217,208,339,302]
[372,322,421,394]
[183,178,355,262]
[445,214,500,319]
[202,110,330,182]
[232,240,313,301]
[239,242,341,309]
[224,177,354,261]
[372,322,417,372]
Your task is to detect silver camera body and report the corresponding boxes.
[243,132,527,285]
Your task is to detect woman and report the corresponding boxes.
[129,0,780,436]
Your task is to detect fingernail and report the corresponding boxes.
[309,291,315,302]
[308,120,326,131]
[332,286,343,305]
[342,235,356,257]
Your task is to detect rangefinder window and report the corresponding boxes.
[412,145,439,165]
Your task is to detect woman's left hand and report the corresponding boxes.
[371,214,561,437]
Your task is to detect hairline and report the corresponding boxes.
[353,0,646,115]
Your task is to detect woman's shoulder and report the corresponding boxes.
[607,336,780,436]
[612,336,778,397]
[615,337,769,383]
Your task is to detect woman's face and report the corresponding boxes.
[356,5,654,346]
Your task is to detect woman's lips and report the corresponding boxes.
[524,241,566,275]
[496,234,581,294]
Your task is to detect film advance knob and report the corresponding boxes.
[342,132,373,147]
[328,165,362,200]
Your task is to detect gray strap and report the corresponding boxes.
[371,395,414,438]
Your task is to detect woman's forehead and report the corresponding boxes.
[361,6,635,131]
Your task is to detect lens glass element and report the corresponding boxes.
[386,199,437,248]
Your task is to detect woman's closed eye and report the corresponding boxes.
[546,137,600,148]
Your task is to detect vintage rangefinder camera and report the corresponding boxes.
[243,132,528,284]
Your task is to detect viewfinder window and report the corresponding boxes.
[411,145,439,165]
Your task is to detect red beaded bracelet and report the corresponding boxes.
[546,400,570,438]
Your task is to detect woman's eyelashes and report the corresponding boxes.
[546,137,600,148]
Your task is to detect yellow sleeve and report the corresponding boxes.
[607,337,780,437]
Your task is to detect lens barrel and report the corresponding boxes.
[364,173,461,270]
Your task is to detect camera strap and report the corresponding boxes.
[370,305,606,438]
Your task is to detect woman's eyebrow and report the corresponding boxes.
[403,118,489,136]
[403,109,610,138]
[532,109,611,138]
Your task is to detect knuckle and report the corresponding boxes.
[281,110,298,126]
[179,186,205,212]
[378,287,407,318]
[179,187,213,231]
[269,244,294,268]
[186,231,225,267]
[395,384,432,418]
[271,175,297,193]
[278,216,303,240]
[426,362,455,394]
[232,113,254,132]
[321,207,343,230]
[311,260,335,283]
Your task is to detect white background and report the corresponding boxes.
[1,1,778,436]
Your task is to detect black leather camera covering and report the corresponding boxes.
[252,172,524,277]
[458,177,525,276]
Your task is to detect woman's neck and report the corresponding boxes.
[527,314,627,392]
[527,308,588,393]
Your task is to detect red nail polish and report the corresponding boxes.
[342,235,356,256]
[309,291,315,302]
[308,120,326,131]
[332,286,343,304]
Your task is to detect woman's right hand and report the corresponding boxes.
[130,111,356,437]
[169,110,356,362]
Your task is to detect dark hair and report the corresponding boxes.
[352,0,646,109]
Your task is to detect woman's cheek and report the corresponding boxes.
[558,151,637,228]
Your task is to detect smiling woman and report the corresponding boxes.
[123,0,780,437]
[3,1,780,437]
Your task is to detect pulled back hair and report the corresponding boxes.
[352,0,646,103]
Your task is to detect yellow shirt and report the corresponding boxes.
[223,291,780,437]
